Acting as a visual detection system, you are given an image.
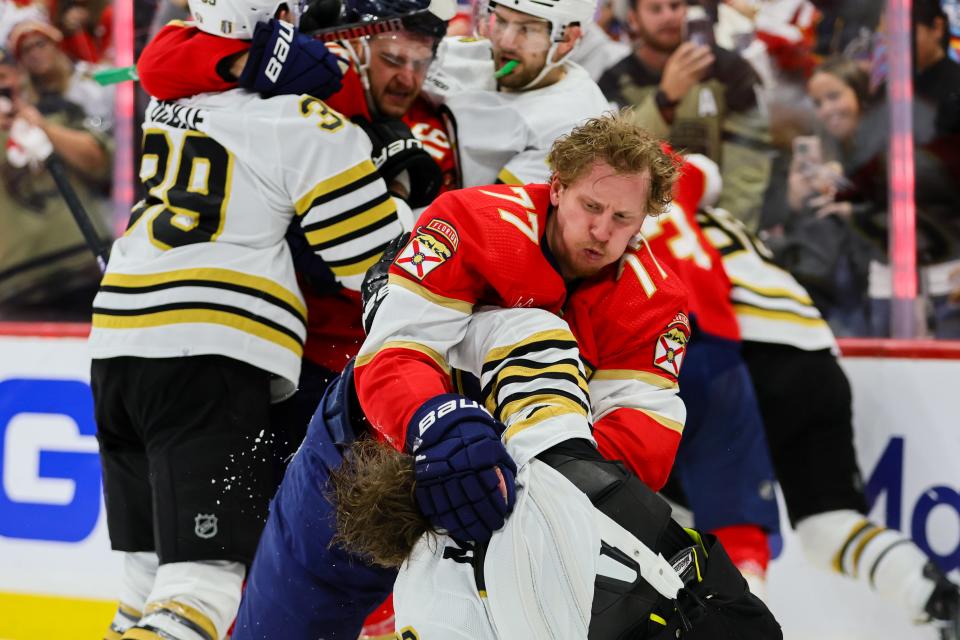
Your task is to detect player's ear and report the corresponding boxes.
[554,24,582,60]
[549,175,563,206]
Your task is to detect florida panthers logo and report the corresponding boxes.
[395,220,459,280]
[653,312,691,377]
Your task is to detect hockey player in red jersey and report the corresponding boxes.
[637,155,780,595]
[232,112,705,638]
[354,112,689,495]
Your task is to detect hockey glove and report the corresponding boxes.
[408,394,517,544]
[351,115,442,209]
[238,19,346,99]
[360,232,409,334]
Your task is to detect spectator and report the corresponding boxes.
[599,0,775,230]
[9,19,113,128]
[778,56,960,337]
[57,0,113,63]
[913,0,960,138]
[0,0,48,50]
[0,45,111,320]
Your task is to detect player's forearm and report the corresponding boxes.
[592,408,683,491]
[354,349,453,449]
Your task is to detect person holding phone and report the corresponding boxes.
[599,0,774,231]
[0,43,112,321]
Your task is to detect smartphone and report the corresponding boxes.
[685,6,715,48]
[792,136,822,167]
[0,86,13,116]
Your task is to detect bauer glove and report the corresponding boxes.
[239,19,347,99]
[407,393,517,544]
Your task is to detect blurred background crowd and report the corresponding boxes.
[0,0,958,337]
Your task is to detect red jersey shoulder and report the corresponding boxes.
[390,184,565,310]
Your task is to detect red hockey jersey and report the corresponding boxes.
[640,157,741,341]
[354,183,690,490]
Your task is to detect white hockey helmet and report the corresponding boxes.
[488,0,596,42]
[188,0,304,39]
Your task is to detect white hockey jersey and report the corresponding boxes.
[698,206,836,351]
[423,37,611,187]
[89,92,404,398]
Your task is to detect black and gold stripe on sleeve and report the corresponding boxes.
[479,329,591,428]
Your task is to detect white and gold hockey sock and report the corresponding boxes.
[105,552,159,639]
[120,560,245,640]
[796,509,937,620]
[121,601,218,640]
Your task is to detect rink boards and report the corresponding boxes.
[0,325,957,640]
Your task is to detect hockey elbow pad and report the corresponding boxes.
[239,19,345,99]
[408,394,517,544]
[351,115,443,209]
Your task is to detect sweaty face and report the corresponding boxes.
[366,31,435,118]
[486,6,553,89]
[807,71,860,142]
[630,0,685,53]
[547,161,651,281]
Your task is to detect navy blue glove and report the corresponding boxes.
[238,19,345,99]
[408,394,518,544]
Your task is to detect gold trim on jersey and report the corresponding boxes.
[501,396,589,441]
[355,340,450,373]
[304,197,397,247]
[387,274,474,314]
[295,159,379,215]
[497,167,522,185]
[733,304,828,327]
[730,278,814,305]
[101,268,307,320]
[591,369,678,390]
[636,408,684,434]
[92,309,303,356]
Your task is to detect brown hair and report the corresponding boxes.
[328,438,435,568]
[810,57,872,109]
[547,108,679,217]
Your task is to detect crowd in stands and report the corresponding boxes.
[0,0,114,321]
[0,0,958,336]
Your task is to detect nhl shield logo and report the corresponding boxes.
[653,313,690,377]
[194,513,218,539]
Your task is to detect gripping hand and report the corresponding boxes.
[408,394,517,543]
[351,115,442,208]
[239,19,346,99]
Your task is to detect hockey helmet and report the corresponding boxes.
[341,0,454,40]
[479,0,596,44]
[188,0,306,39]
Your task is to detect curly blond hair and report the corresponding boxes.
[547,109,679,217]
